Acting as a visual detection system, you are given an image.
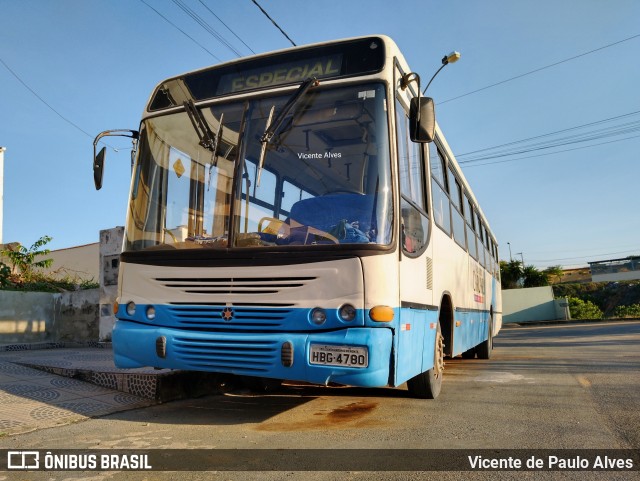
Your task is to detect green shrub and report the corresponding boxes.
[8,272,99,293]
[613,304,640,318]
[0,262,11,289]
[1,235,53,281]
[568,297,603,319]
[1,235,99,292]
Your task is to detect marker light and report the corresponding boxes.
[126,302,136,316]
[113,300,119,316]
[310,308,327,325]
[339,304,357,322]
[146,306,156,321]
[369,306,395,322]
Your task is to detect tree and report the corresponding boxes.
[523,265,549,287]
[500,260,522,289]
[544,265,564,284]
[1,235,54,281]
[500,261,550,288]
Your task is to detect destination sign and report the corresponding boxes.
[217,55,342,94]
[148,37,385,111]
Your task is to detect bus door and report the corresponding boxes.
[394,73,435,385]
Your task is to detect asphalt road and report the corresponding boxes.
[1,321,639,480]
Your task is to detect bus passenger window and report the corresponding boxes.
[465,198,478,260]
[429,142,447,190]
[448,167,466,249]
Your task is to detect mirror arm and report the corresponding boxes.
[92,129,139,190]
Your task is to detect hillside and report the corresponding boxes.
[552,281,640,317]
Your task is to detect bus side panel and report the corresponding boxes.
[452,309,489,355]
[492,276,503,336]
[360,254,400,317]
[394,307,439,386]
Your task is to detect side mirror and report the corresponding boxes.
[94,146,106,190]
[92,129,139,191]
[409,97,436,143]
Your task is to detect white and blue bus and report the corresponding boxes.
[94,35,502,399]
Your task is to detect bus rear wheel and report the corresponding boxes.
[407,323,444,399]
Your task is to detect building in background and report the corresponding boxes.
[589,256,640,283]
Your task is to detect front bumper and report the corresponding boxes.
[113,321,393,387]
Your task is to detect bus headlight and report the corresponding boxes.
[339,304,357,322]
[310,308,327,325]
[126,302,136,316]
[146,306,156,321]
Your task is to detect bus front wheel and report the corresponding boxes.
[407,323,444,399]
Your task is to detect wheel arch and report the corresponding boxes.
[438,292,454,357]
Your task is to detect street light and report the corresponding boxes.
[422,51,461,94]
[516,252,525,268]
[507,242,512,261]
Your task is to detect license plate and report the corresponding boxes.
[309,344,368,368]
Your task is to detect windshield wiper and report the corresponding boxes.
[184,99,221,154]
[257,77,319,186]
[260,77,319,144]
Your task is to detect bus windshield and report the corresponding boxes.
[125,82,393,252]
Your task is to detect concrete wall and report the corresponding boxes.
[43,243,99,281]
[502,286,568,323]
[53,289,100,342]
[99,227,124,341]
[0,291,53,343]
[1,242,98,282]
[1,226,122,343]
[0,289,98,344]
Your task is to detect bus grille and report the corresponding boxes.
[154,276,316,295]
[172,337,279,373]
[167,305,294,330]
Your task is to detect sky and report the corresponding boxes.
[1,0,639,269]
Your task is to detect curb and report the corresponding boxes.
[502,318,640,328]
[0,341,112,352]
[15,361,227,402]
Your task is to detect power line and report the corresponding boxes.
[461,134,640,169]
[0,56,125,151]
[250,0,296,47]
[529,249,639,263]
[197,0,256,54]
[457,110,640,158]
[139,0,221,61]
[0,56,94,140]
[439,33,640,105]
[460,122,640,164]
[171,0,242,57]
[455,109,640,166]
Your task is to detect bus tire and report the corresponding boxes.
[407,322,444,399]
[476,317,493,360]
[461,347,476,359]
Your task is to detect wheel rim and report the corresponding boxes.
[434,331,445,379]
